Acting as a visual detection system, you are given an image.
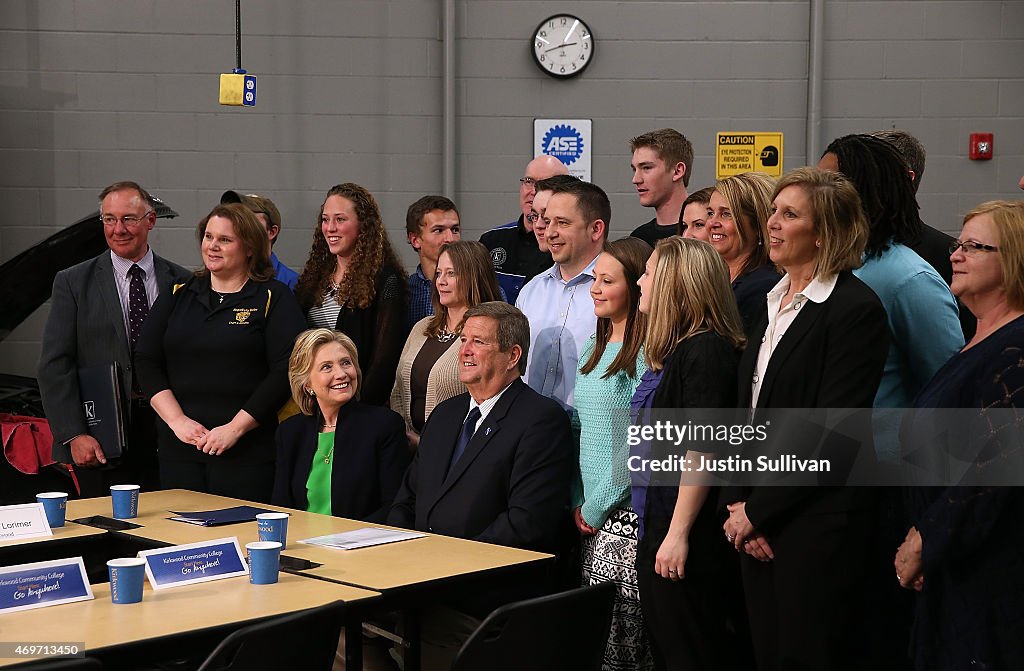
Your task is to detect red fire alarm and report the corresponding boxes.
[969,133,994,161]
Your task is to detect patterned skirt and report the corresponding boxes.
[581,507,654,671]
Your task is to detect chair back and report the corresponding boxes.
[451,582,616,671]
[197,600,345,671]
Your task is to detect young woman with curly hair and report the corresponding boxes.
[296,183,407,405]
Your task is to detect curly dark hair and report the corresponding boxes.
[295,183,405,311]
[823,134,922,259]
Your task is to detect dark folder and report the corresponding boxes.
[168,506,274,526]
[77,361,127,460]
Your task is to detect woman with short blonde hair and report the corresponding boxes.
[288,329,363,414]
[898,199,1024,671]
[274,328,408,522]
[721,166,889,671]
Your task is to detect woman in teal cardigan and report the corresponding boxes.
[573,237,653,670]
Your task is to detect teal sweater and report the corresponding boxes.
[573,337,646,529]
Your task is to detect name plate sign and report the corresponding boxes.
[0,557,93,613]
[139,537,247,590]
[0,503,52,541]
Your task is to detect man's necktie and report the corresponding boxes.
[448,407,482,475]
[127,264,149,350]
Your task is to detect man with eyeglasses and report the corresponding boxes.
[480,154,569,303]
[220,190,298,290]
[38,181,190,495]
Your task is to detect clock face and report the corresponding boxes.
[532,14,593,79]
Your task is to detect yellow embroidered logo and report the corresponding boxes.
[230,308,257,325]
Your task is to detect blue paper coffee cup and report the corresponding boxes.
[110,484,140,519]
[256,512,289,548]
[247,541,282,585]
[108,558,146,604]
[36,492,68,528]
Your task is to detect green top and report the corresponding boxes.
[305,431,334,515]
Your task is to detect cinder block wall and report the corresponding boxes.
[1,0,1021,375]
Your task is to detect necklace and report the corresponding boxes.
[211,278,246,304]
[320,423,337,464]
[437,327,458,343]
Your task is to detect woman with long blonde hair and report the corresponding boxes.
[630,237,747,670]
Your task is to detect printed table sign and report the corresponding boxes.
[0,503,53,542]
[0,557,93,613]
[139,537,247,590]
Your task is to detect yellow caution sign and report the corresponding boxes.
[716,132,784,179]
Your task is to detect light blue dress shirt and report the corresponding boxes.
[515,256,599,411]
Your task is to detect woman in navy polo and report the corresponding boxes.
[136,203,306,502]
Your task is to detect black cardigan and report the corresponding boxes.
[320,267,407,406]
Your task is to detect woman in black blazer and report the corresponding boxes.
[273,328,409,523]
[721,167,889,671]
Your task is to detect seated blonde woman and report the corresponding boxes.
[273,329,408,523]
[390,240,503,448]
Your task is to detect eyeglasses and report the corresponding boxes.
[526,212,540,224]
[949,239,999,255]
[101,212,153,228]
[519,177,537,188]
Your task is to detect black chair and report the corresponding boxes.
[451,582,616,671]
[196,600,346,671]
[9,659,102,670]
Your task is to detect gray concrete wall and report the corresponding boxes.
[1,0,1021,375]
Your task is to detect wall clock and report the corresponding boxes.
[531,14,594,79]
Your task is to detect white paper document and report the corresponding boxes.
[298,528,425,550]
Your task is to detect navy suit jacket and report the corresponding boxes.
[37,250,190,461]
[388,378,573,553]
[272,401,408,523]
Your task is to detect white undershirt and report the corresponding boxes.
[750,273,838,409]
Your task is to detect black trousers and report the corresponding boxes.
[740,508,873,671]
[636,516,748,671]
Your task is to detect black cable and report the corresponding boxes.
[235,0,242,70]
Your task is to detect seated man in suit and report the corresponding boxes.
[388,300,573,668]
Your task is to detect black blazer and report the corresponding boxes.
[724,271,889,531]
[388,378,573,553]
[272,401,409,523]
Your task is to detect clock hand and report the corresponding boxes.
[536,36,550,45]
[545,42,577,53]
[563,20,579,43]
